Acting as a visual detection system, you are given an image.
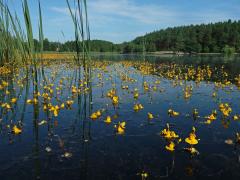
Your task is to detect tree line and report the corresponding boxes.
[34,20,240,54]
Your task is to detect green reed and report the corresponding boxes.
[0,0,20,66]
[66,0,93,121]
[66,0,91,68]
[0,0,44,73]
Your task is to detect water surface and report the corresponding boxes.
[0,55,240,180]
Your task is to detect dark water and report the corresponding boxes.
[0,55,240,180]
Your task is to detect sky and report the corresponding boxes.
[7,0,240,43]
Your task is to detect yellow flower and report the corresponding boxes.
[233,115,239,121]
[133,92,139,99]
[222,108,232,116]
[206,110,217,123]
[204,119,212,124]
[148,112,154,120]
[172,111,179,116]
[104,116,112,124]
[219,103,224,110]
[115,122,126,134]
[53,110,58,117]
[2,103,11,110]
[170,131,179,138]
[107,89,116,98]
[6,103,11,109]
[43,104,48,111]
[60,103,65,109]
[42,93,49,99]
[133,104,139,111]
[219,103,232,116]
[165,141,175,151]
[185,127,199,145]
[49,89,54,94]
[133,103,144,112]
[27,99,32,104]
[207,114,216,120]
[138,104,144,109]
[96,110,101,117]
[33,98,38,105]
[168,109,179,116]
[185,134,198,145]
[90,112,98,120]
[11,98,17,104]
[161,123,170,135]
[144,85,149,91]
[112,96,119,105]
[53,106,60,117]
[184,91,191,99]
[161,123,179,139]
[12,125,22,134]
[72,86,78,94]
[2,81,8,87]
[49,105,60,117]
[66,100,74,107]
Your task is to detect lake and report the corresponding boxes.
[0,54,240,180]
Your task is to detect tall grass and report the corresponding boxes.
[66,0,91,68]
[0,1,46,144]
[38,0,46,82]
[66,0,93,139]
[0,0,23,66]
[0,0,43,69]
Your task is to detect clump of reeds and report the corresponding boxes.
[0,0,26,67]
[66,0,91,69]
[0,0,44,71]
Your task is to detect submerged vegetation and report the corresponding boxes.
[0,0,240,179]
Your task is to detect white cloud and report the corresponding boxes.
[50,0,239,26]
[50,0,177,25]
[51,7,70,15]
[88,0,176,24]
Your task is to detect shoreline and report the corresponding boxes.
[35,52,239,60]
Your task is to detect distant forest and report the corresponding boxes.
[35,20,240,53]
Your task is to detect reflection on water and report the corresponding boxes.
[0,55,240,180]
[93,53,240,75]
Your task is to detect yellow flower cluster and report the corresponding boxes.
[219,103,232,117]
[133,103,144,112]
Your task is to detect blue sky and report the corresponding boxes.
[8,0,240,43]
